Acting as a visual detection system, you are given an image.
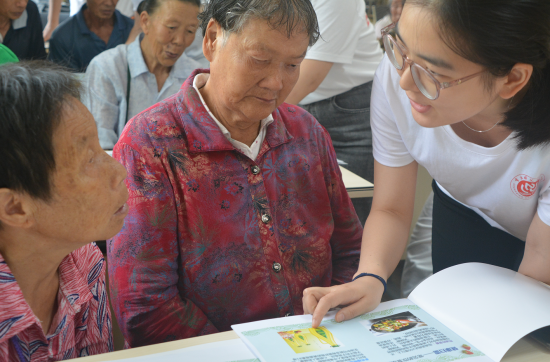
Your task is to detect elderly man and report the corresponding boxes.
[0,62,128,360]
[108,0,362,347]
[49,0,133,71]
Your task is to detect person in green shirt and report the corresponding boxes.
[0,44,18,64]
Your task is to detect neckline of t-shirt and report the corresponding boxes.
[442,124,517,156]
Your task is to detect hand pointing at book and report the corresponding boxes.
[303,276,385,327]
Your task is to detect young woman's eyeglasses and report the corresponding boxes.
[381,23,485,100]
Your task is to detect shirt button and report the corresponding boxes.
[272,262,282,273]
[251,165,260,175]
[261,214,271,224]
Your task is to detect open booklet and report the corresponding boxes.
[233,263,550,362]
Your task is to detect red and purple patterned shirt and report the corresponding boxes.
[108,70,363,348]
[0,243,113,361]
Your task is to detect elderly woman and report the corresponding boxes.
[108,0,363,347]
[85,0,201,150]
[0,62,128,359]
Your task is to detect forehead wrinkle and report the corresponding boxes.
[243,36,271,54]
[61,102,96,154]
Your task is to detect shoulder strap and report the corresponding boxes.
[125,64,131,124]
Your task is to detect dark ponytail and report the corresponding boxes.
[407,0,550,149]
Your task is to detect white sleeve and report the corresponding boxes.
[537,183,550,227]
[85,57,123,150]
[371,58,415,167]
[305,0,362,64]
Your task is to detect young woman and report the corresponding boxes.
[303,0,550,327]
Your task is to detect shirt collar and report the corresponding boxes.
[192,73,274,140]
[76,4,127,35]
[0,256,34,343]
[128,33,149,78]
[12,10,27,30]
[76,4,92,35]
[0,249,95,343]
[129,33,200,80]
[178,69,292,154]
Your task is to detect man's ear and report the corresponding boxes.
[499,63,533,100]
[0,189,35,229]
[203,19,224,63]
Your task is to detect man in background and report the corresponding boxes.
[49,0,133,71]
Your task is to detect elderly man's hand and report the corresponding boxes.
[303,276,385,327]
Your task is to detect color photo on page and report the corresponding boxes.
[277,327,344,354]
[363,312,427,337]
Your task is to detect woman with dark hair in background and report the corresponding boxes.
[304,0,550,326]
[85,0,201,150]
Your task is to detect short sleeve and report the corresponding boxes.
[537,184,550,227]
[371,57,415,167]
[305,0,361,64]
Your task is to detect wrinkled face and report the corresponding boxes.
[395,4,506,128]
[205,18,310,123]
[141,1,199,67]
[0,0,27,20]
[31,98,128,247]
[86,0,118,20]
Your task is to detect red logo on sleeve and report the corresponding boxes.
[510,174,545,199]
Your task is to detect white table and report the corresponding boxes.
[340,166,374,198]
[74,329,549,362]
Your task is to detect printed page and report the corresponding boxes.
[409,263,550,362]
[233,299,492,362]
[100,339,259,362]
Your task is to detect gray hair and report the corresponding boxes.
[0,61,81,202]
[137,0,200,16]
[198,0,320,46]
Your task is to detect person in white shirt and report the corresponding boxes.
[302,0,550,327]
[85,0,201,149]
[286,0,383,225]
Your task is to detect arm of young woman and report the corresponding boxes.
[519,213,550,285]
[303,159,418,327]
[285,59,333,105]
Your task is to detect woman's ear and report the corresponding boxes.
[0,189,35,229]
[499,63,533,100]
[140,11,151,35]
[203,19,223,63]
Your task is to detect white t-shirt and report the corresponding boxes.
[300,0,383,105]
[372,56,550,241]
